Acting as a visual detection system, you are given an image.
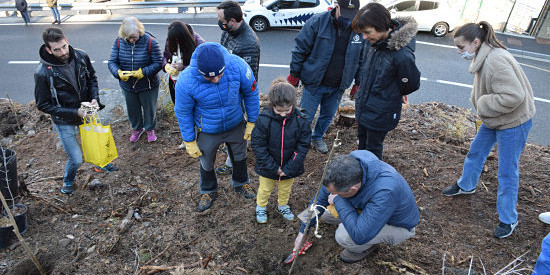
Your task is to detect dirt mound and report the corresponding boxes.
[0,101,548,274]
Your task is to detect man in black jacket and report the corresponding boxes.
[217,0,260,80]
[34,27,112,194]
[288,0,364,154]
[216,0,261,176]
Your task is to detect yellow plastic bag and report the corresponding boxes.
[79,114,118,168]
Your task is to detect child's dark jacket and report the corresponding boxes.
[251,107,311,180]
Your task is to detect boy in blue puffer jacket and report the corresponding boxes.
[251,78,311,223]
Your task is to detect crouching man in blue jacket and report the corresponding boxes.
[291,150,419,263]
[174,42,260,212]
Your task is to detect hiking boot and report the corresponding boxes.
[94,163,119,173]
[311,139,328,154]
[130,128,145,142]
[493,221,518,239]
[146,130,157,142]
[234,184,256,199]
[178,142,186,149]
[442,183,475,197]
[338,245,379,264]
[60,183,74,194]
[277,205,295,221]
[198,193,217,212]
[539,212,550,225]
[256,205,267,223]
[216,164,233,175]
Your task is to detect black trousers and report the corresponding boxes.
[357,123,388,160]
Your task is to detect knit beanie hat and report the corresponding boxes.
[196,43,226,77]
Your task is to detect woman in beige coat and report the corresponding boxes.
[47,0,61,24]
[442,21,535,239]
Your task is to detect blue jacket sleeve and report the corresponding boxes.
[142,37,163,77]
[239,60,260,123]
[299,186,330,233]
[534,232,550,275]
[107,39,121,79]
[289,17,317,76]
[335,189,397,245]
[174,80,196,142]
[396,45,421,95]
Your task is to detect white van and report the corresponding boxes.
[381,0,458,37]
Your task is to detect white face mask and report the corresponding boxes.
[460,51,476,60]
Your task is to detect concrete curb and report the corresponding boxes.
[0,10,218,24]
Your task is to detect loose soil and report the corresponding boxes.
[0,98,549,275]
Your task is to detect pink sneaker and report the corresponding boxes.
[146,130,157,142]
[130,128,145,142]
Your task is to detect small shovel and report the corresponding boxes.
[284,235,313,264]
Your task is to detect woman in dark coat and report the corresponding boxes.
[352,2,421,160]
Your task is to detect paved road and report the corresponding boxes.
[1,18,549,145]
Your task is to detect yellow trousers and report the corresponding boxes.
[256,176,294,207]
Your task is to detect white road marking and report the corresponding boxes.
[8,60,550,104]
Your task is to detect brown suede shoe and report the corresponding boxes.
[338,244,379,264]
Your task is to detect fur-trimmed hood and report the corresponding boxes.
[387,17,418,51]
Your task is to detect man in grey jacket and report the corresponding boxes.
[288,0,364,154]
[216,0,261,175]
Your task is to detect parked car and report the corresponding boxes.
[381,0,458,37]
[242,0,332,32]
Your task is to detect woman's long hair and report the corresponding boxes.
[167,21,197,66]
[454,21,507,50]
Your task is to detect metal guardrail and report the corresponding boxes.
[0,0,245,13]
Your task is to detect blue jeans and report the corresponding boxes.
[299,85,342,141]
[20,9,30,24]
[457,119,532,224]
[122,87,159,131]
[50,7,60,22]
[54,123,82,185]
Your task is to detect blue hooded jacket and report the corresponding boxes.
[300,150,419,245]
[174,43,260,142]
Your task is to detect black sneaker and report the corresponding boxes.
[442,183,476,196]
[493,221,518,239]
[198,193,217,212]
[311,139,328,154]
[234,184,256,199]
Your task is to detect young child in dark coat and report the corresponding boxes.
[251,78,311,223]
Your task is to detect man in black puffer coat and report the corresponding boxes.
[217,0,260,80]
[216,0,261,176]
